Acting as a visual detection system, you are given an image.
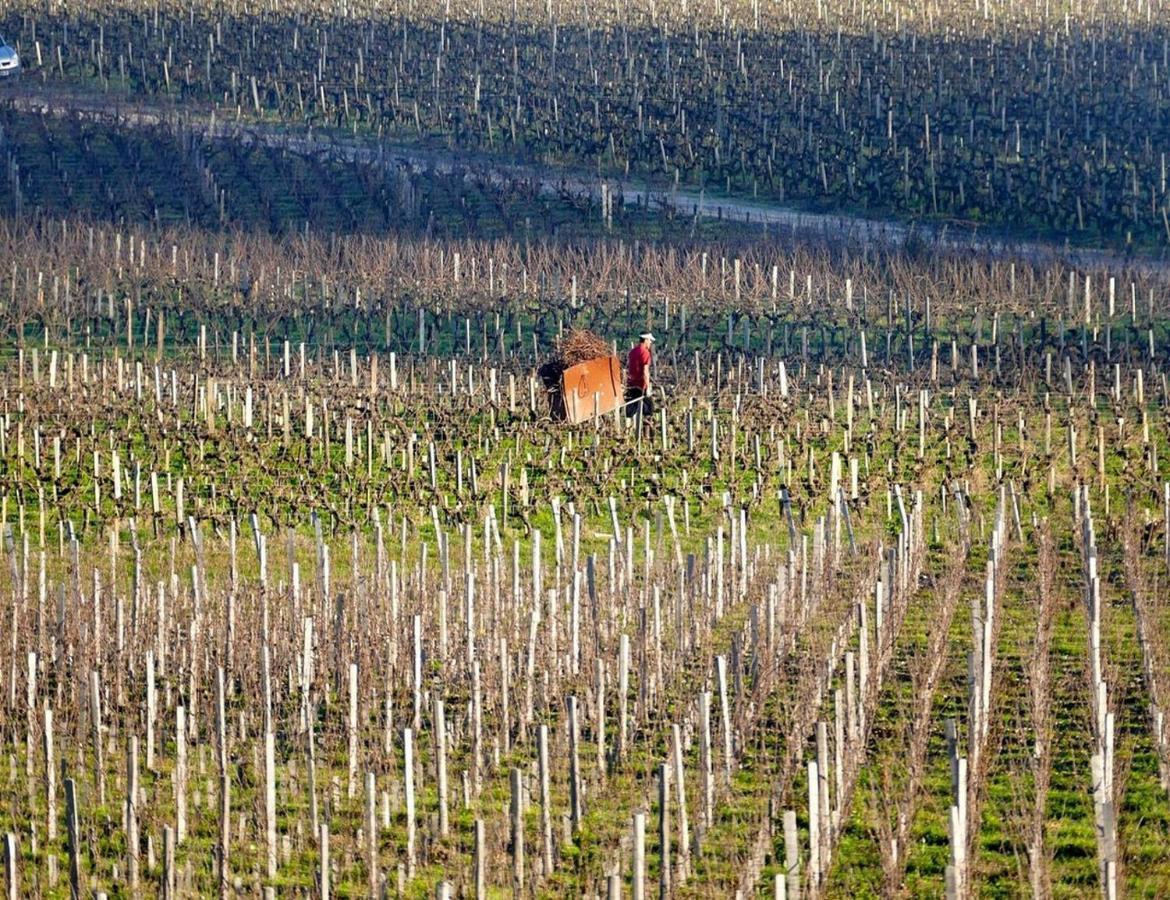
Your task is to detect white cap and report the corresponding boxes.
[640,332,656,342]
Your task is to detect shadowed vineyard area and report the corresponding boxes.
[1,1,1170,899]
[0,108,736,240]
[6,0,1170,247]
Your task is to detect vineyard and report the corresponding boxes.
[1,0,1170,898]
[5,0,1170,247]
[0,107,727,241]
[0,215,1167,897]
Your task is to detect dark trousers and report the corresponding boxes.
[625,387,653,419]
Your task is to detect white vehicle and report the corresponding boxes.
[0,37,20,80]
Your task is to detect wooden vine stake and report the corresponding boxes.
[3,834,16,900]
[632,811,646,900]
[65,778,81,900]
[216,667,230,899]
[510,767,525,897]
[162,825,176,900]
[404,728,416,878]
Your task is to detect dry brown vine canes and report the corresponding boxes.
[792,561,879,895]
[5,212,1170,366]
[1023,523,1058,898]
[585,491,858,896]
[945,496,1011,900]
[582,504,797,890]
[876,490,972,892]
[1123,518,1170,795]
[1077,487,1119,900]
[411,456,776,889]
[801,490,928,899]
[722,529,883,897]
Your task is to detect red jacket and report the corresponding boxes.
[627,343,651,389]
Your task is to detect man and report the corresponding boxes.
[626,332,655,421]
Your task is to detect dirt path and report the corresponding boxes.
[4,82,1170,273]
